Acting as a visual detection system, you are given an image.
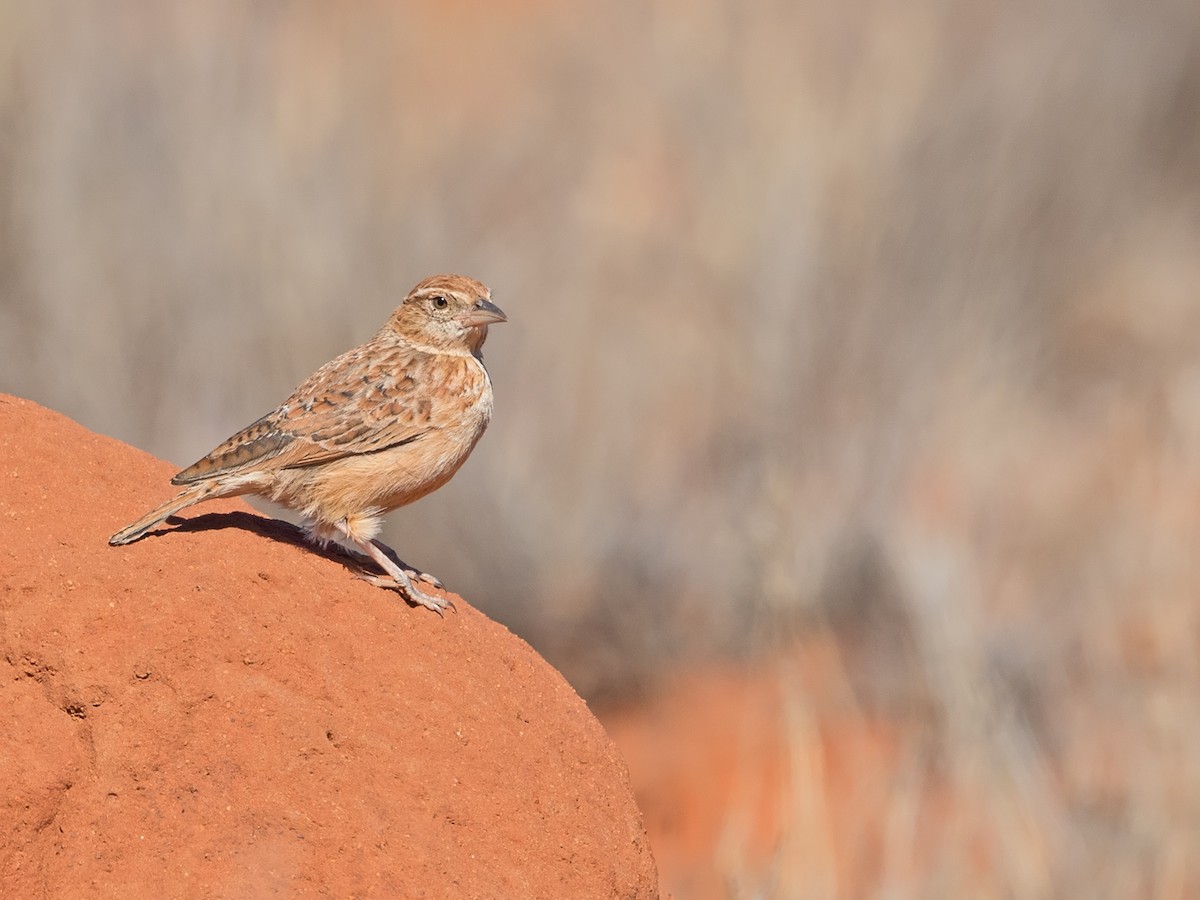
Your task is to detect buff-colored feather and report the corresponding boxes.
[110,274,506,613]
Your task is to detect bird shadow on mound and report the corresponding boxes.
[161,511,435,588]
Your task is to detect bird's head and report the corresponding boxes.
[386,274,506,354]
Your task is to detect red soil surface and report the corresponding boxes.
[0,394,657,898]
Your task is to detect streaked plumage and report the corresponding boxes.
[110,274,506,613]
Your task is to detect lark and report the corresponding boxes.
[110,274,506,613]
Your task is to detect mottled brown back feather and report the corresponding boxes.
[170,336,458,485]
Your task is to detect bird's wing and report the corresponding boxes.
[172,340,435,485]
[170,413,296,484]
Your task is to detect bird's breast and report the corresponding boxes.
[281,354,495,523]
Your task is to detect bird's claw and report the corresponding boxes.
[408,568,444,589]
[355,572,455,615]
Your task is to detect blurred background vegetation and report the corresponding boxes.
[3,1,1200,896]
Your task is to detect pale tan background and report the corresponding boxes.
[3,1,1200,894]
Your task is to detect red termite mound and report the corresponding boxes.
[0,394,657,898]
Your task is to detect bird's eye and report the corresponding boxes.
[432,295,448,309]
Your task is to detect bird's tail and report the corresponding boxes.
[109,483,216,546]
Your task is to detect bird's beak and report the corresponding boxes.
[458,298,507,327]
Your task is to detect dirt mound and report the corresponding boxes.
[0,395,657,898]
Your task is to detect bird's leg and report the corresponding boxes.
[371,539,444,589]
[332,521,452,614]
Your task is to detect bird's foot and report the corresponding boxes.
[355,572,455,615]
[367,538,444,589]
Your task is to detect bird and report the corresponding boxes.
[109,274,506,613]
